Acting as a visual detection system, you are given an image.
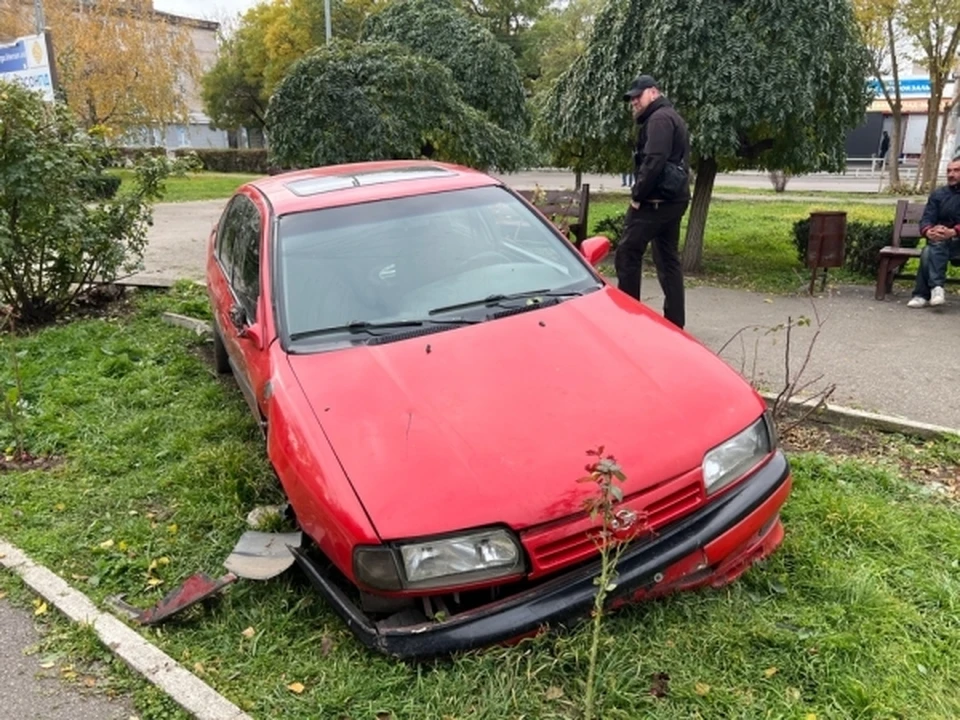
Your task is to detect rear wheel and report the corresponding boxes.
[212,323,231,375]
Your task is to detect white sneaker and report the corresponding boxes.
[931,287,946,306]
[907,296,928,308]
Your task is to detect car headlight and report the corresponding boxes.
[702,413,775,496]
[354,528,525,591]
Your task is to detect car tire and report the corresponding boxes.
[213,323,231,375]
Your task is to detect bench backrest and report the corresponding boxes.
[517,184,590,246]
[891,199,926,247]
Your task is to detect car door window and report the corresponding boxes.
[230,197,262,321]
[216,197,243,280]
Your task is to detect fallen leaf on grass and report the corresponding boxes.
[649,672,670,698]
[146,578,163,587]
[193,662,205,674]
[805,715,817,720]
[83,676,97,688]
[694,682,710,696]
[33,600,48,616]
[241,627,256,639]
[763,666,779,678]
[287,682,305,694]
[545,686,564,700]
[39,661,55,669]
[0,591,6,600]
[786,687,801,702]
[98,539,115,550]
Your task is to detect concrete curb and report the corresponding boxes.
[0,539,253,720]
[162,312,212,336]
[759,392,960,440]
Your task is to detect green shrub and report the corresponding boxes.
[77,173,122,200]
[107,146,168,167]
[792,216,903,278]
[173,148,270,174]
[594,211,627,250]
[0,82,180,324]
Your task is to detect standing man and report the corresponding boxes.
[616,74,691,329]
[906,157,960,308]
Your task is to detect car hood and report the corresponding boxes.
[286,288,765,540]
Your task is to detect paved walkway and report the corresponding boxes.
[0,599,135,720]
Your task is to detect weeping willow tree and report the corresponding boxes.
[535,0,872,272]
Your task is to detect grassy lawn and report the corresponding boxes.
[109,169,262,203]
[3,283,960,719]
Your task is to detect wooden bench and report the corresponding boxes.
[875,199,960,299]
[518,184,590,247]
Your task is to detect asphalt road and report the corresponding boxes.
[0,599,135,720]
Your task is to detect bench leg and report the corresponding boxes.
[875,257,890,300]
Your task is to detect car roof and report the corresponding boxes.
[246,160,504,216]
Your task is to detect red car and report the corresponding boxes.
[205,160,791,659]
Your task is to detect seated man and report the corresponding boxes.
[908,157,960,308]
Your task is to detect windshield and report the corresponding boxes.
[276,186,598,343]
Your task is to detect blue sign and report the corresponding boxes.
[0,39,28,74]
[868,77,932,97]
[0,33,54,102]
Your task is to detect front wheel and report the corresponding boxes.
[212,322,231,375]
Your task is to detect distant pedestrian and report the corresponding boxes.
[617,74,691,329]
[878,131,890,160]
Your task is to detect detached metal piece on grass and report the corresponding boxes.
[113,530,302,625]
[224,531,302,581]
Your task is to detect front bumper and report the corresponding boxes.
[292,450,792,660]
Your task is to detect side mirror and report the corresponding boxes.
[580,235,611,266]
[229,304,264,348]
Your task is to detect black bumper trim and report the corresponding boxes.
[292,450,790,660]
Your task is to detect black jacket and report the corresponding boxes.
[631,96,690,204]
[920,183,960,236]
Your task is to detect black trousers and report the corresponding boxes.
[615,200,689,328]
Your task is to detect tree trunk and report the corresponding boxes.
[574,168,582,190]
[889,109,903,187]
[680,156,717,273]
[917,78,946,192]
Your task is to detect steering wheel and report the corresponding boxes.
[456,250,512,273]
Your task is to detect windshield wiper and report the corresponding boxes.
[428,287,593,316]
[289,318,478,342]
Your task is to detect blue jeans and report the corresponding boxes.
[912,238,960,298]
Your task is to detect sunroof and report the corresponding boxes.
[285,166,456,197]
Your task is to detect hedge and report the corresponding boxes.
[173,148,271,174]
[77,173,122,200]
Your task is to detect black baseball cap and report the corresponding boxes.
[623,74,658,101]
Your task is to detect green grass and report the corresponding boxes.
[589,198,915,293]
[3,283,960,718]
[108,169,261,203]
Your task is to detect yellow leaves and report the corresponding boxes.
[99,539,115,550]
[9,0,202,133]
[763,666,779,679]
[147,557,170,573]
[193,662,205,674]
[287,681,306,694]
[167,524,178,535]
[694,682,711,696]
[544,686,564,700]
[242,627,256,639]
[0,591,6,600]
[33,599,48,616]
[787,687,802,702]
[805,715,818,720]
[146,578,163,587]
[55,502,66,511]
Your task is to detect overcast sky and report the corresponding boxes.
[153,0,262,22]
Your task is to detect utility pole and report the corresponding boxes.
[324,0,331,44]
[34,0,45,34]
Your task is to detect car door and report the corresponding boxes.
[213,193,270,424]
